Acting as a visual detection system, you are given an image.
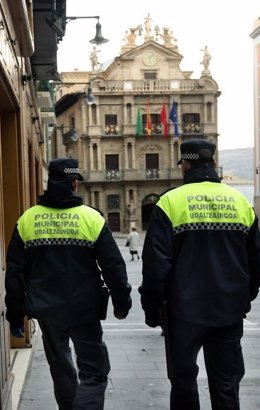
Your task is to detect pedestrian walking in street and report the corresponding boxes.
[139,139,260,410]
[126,227,140,261]
[5,157,132,410]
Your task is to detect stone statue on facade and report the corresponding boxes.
[127,28,137,46]
[89,46,100,71]
[127,201,135,217]
[127,200,137,231]
[144,13,153,36]
[161,27,178,49]
[200,45,211,76]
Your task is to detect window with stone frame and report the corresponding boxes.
[105,114,118,135]
[144,71,157,80]
[107,194,120,209]
[105,154,120,180]
[145,153,159,179]
[182,113,201,133]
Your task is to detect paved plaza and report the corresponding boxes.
[17,235,260,410]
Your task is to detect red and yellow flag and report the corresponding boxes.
[146,104,152,137]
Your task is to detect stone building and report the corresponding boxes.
[53,15,221,233]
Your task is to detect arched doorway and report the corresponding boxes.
[142,193,160,230]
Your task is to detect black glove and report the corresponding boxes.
[145,309,162,328]
[10,324,24,338]
[114,309,129,320]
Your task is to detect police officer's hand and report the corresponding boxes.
[145,309,162,328]
[10,324,25,338]
[114,309,129,320]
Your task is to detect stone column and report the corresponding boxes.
[124,141,128,169]
[97,142,101,170]
[90,190,95,207]
[80,100,87,171]
[132,141,136,168]
[89,142,93,170]
[88,104,92,125]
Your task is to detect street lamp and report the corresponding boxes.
[46,14,109,45]
[66,16,109,45]
[84,84,95,104]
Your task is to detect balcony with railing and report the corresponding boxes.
[102,124,162,137]
[83,168,183,182]
[182,123,203,134]
[106,170,121,180]
[103,125,122,136]
[83,166,222,182]
[100,123,207,137]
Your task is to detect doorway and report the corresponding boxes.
[108,212,120,232]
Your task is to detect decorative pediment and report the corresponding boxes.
[101,40,186,81]
[120,40,183,62]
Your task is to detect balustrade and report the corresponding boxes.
[95,79,201,93]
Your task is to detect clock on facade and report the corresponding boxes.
[143,51,157,66]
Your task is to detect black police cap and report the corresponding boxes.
[48,158,84,181]
[177,139,216,165]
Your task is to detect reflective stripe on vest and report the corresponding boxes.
[17,205,105,248]
[157,182,255,235]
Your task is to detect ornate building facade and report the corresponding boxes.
[53,15,221,233]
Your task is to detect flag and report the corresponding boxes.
[169,100,179,136]
[135,105,142,136]
[146,104,152,137]
[160,103,168,138]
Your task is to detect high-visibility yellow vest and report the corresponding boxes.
[157,182,255,234]
[17,205,105,248]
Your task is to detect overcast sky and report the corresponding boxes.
[57,0,260,151]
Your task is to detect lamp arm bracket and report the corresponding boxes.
[66,16,100,22]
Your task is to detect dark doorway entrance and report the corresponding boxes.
[108,212,120,232]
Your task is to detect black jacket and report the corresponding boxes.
[139,166,260,327]
[5,182,132,327]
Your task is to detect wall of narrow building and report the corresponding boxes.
[0,0,64,407]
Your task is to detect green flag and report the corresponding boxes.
[135,105,142,136]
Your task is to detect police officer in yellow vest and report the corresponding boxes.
[5,157,132,410]
[139,139,260,410]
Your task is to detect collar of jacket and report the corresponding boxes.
[183,165,221,185]
[37,179,83,208]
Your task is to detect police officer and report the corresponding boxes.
[139,139,260,410]
[5,157,132,410]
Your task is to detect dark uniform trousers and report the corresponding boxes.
[169,318,244,410]
[38,321,110,410]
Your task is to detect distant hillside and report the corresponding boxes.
[218,148,253,183]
